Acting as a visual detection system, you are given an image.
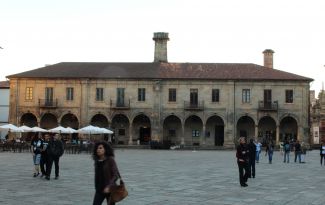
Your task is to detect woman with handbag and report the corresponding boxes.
[92,141,119,205]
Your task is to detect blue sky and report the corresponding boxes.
[1,0,324,94]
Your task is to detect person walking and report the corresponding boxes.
[30,134,43,177]
[255,140,262,163]
[265,140,274,164]
[283,140,290,163]
[92,141,120,205]
[301,142,307,163]
[46,134,64,180]
[320,142,325,166]
[247,139,256,178]
[294,140,302,163]
[236,137,249,187]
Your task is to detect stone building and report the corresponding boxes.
[7,32,312,147]
[310,90,325,144]
[0,81,10,140]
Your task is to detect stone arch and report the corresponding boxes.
[258,116,277,144]
[206,115,225,146]
[111,114,130,145]
[236,115,255,140]
[90,114,109,128]
[280,114,300,126]
[280,116,298,141]
[60,113,79,129]
[163,115,182,145]
[40,113,58,129]
[20,113,38,127]
[184,115,203,146]
[132,114,151,145]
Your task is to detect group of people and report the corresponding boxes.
[31,133,64,180]
[236,137,309,187]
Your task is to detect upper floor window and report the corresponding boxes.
[25,87,33,100]
[212,89,219,102]
[96,88,104,101]
[285,90,293,103]
[66,87,74,101]
[169,88,176,102]
[138,88,146,101]
[242,89,250,103]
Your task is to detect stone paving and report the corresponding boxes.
[0,149,324,205]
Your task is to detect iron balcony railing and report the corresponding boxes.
[258,100,278,111]
[39,99,58,108]
[184,100,204,110]
[110,99,130,109]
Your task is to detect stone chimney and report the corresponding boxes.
[153,32,169,62]
[263,49,274,68]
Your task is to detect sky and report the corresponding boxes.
[0,0,324,95]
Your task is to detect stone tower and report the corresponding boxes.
[263,49,275,69]
[153,32,169,62]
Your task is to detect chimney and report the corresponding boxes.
[153,32,169,62]
[263,49,274,68]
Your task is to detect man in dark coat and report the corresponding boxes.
[46,134,64,180]
[247,138,256,178]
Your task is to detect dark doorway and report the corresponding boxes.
[139,127,151,145]
[215,125,224,146]
[239,130,247,138]
[264,89,272,109]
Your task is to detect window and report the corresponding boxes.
[285,90,293,103]
[212,89,219,102]
[96,88,104,101]
[192,130,200,137]
[66,87,74,101]
[25,87,33,100]
[138,88,146,101]
[168,88,176,102]
[242,89,250,103]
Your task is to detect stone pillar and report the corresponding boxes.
[153,32,169,62]
[201,124,206,145]
[276,126,280,145]
[128,124,133,145]
[255,125,258,140]
[181,123,185,146]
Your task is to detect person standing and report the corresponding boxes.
[236,137,249,187]
[30,134,43,177]
[46,134,64,180]
[255,140,262,163]
[247,139,256,178]
[40,134,50,177]
[320,142,325,166]
[92,141,120,205]
[294,140,302,163]
[283,140,291,163]
[300,142,307,163]
[265,141,274,164]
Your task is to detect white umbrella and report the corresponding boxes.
[98,127,114,134]
[31,126,48,132]
[65,127,77,134]
[49,126,69,133]
[77,125,102,134]
[0,124,24,132]
[19,125,34,132]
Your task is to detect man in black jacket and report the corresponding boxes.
[46,134,64,180]
[236,137,249,187]
[247,138,256,178]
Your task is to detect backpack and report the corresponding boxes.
[284,144,290,152]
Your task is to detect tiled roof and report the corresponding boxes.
[7,62,313,81]
[0,81,9,88]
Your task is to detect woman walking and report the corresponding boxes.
[265,141,274,164]
[92,141,119,205]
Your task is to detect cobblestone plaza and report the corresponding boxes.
[0,149,324,205]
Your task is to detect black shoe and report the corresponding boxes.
[45,176,50,180]
[241,183,248,187]
[33,173,37,177]
[253,176,255,178]
[54,176,59,180]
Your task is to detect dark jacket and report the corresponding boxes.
[236,144,249,164]
[94,157,119,192]
[248,142,256,160]
[47,139,64,157]
[320,145,325,156]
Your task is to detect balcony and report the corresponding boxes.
[258,100,278,111]
[184,101,204,110]
[39,99,58,108]
[110,99,130,110]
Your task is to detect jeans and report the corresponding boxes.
[284,151,290,163]
[268,152,273,163]
[295,151,301,163]
[256,151,261,162]
[237,161,249,185]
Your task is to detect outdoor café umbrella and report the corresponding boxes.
[31,126,48,132]
[77,125,102,135]
[19,125,34,132]
[0,124,24,132]
[98,127,114,134]
[49,126,69,134]
[65,127,77,134]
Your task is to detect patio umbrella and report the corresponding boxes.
[49,126,69,134]
[65,127,77,134]
[31,126,48,132]
[77,125,102,135]
[19,125,34,132]
[98,127,114,134]
[0,124,24,132]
